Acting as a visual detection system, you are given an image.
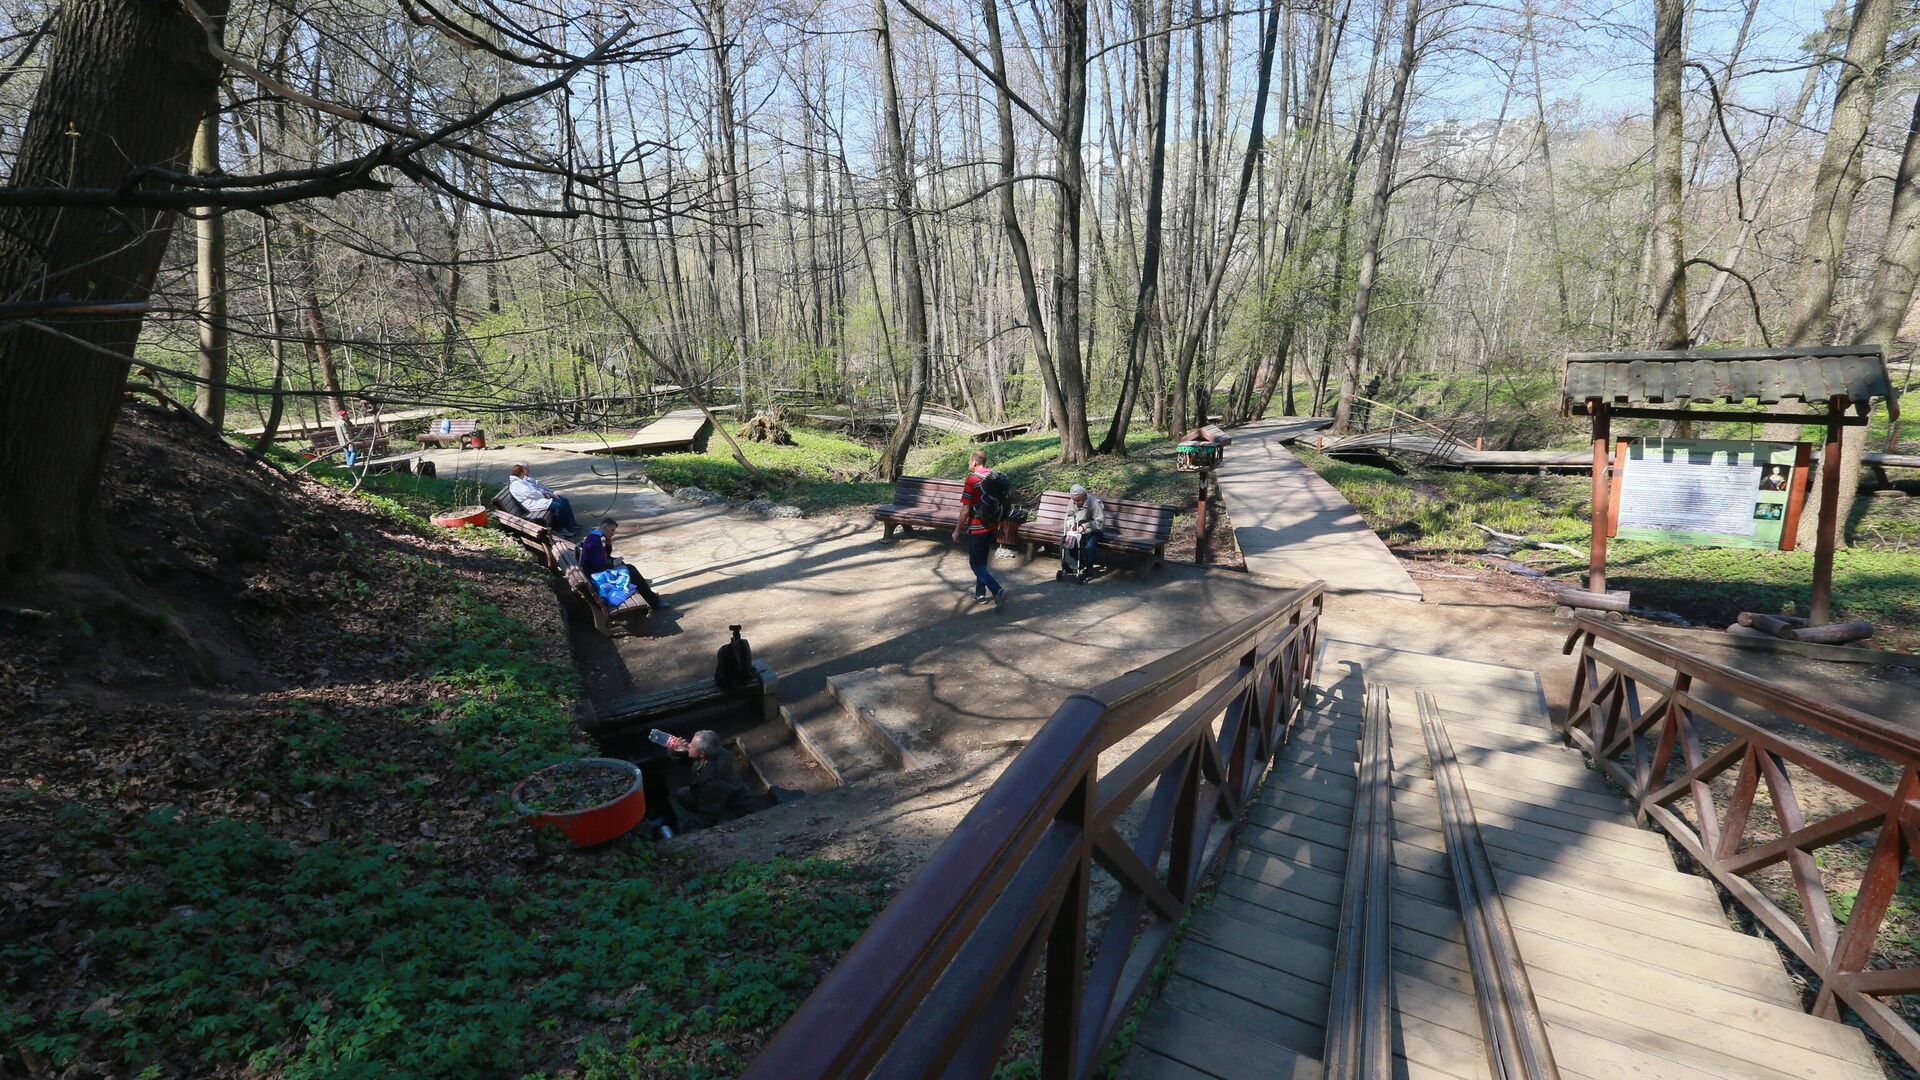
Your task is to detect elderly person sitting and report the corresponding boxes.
[665,730,760,831]
[507,462,579,535]
[1059,483,1104,582]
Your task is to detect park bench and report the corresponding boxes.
[307,422,390,460]
[872,476,968,541]
[1017,491,1175,572]
[416,418,485,449]
[487,490,556,568]
[574,659,780,740]
[555,538,650,637]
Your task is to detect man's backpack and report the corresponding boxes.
[714,625,754,689]
[975,470,1013,528]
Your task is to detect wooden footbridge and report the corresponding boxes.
[742,584,1918,1079]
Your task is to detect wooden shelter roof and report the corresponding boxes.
[1560,346,1891,414]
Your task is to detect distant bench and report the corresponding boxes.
[1017,491,1175,571]
[417,418,484,449]
[307,423,390,460]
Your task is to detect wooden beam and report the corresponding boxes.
[1588,401,1610,593]
[1606,438,1628,538]
[1566,404,1871,425]
[1811,395,1848,625]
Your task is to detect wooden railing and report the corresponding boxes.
[1562,615,1920,1067]
[742,582,1327,1079]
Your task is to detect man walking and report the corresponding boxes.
[951,449,1008,612]
[507,462,580,535]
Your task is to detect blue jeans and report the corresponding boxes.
[967,532,1002,598]
[543,495,579,533]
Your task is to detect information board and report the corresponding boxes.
[1614,438,1800,549]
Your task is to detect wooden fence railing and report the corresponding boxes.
[1562,615,1920,1067]
[740,582,1327,1079]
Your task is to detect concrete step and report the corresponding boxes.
[827,668,941,772]
[734,719,838,802]
[781,693,896,785]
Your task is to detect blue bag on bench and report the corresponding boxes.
[592,567,637,607]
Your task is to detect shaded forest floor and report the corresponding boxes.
[1300,449,1920,652]
[0,405,889,1078]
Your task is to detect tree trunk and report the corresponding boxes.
[0,0,228,570]
[192,61,227,428]
[982,0,1067,439]
[1858,93,1920,350]
[1784,0,1896,345]
[1335,0,1420,433]
[1169,0,1282,436]
[1774,0,1895,548]
[873,0,933,480]
[1053,0,1096,463]
[1648,0,1689,350]
[1100,0,1175,452]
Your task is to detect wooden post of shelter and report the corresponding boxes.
[1587,399,1609,594]
[1811,394,1849,625]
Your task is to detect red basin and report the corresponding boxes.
[433,507,490,529]
[511,758,647,847]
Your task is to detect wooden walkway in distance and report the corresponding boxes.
[1212,421,1422,602]
[535,407,712,454]
[1120,638,1885,1080]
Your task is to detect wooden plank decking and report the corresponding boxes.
[535,407,712,454]
[1121,638,1884,1080]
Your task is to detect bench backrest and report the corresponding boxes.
[1029,491,1175,543]
[493,509,548,542]
[887,475,967,508]
[309,422,387,452]
[430,419,481,436]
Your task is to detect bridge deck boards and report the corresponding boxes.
[1120,638,1883,1080]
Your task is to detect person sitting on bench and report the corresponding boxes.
[666,730,759,831]
[1060,483,1104,582]
[580,517,667,609]
[508,462,579,535]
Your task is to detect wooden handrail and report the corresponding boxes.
[1561,614,1920,1068]
[743,582,1327,1079]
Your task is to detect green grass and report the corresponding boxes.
[908,430,1197,509]
[2,475,892,1077]
[1,812,885,1079]
[640,425,1199,515]
[1301,450,1920,646]
[642,427,889,513]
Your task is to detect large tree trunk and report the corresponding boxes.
[1334,0,1420,433]
[1858,93,1920,350]
[1648,0,1689,350]
[0,0,228,570]
[1784,0,1896,345]
[982,0,1067,440]
[1100,0,1174,452]
[1053,0,1096,463]
[873,0,933,480]
[1773,0,1895,548]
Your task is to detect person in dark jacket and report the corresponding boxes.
[579,518,666,609]
[667,730,760,830]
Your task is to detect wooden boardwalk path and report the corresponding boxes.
[1121,638,1884,1080]
[536,408,712,454]
[1213,420,1422,601]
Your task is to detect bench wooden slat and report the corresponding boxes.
[418,418,485,447]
